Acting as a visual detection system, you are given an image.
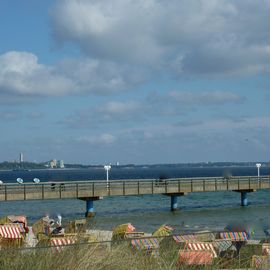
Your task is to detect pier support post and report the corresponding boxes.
[79,196,102,218]
[86,199,95,217]
[164,193,185,211]
[241,191,248,206]
[171,195,178,211]
[234,189,254,207]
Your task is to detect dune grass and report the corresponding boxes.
[0,241,262,270]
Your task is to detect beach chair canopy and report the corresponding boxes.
[7,215,27,226]
[173,234,197,243]
[131,238,159,250]
[0,225,23,239]
[152,225,173,237]
[220,231,248,241]
[113,223,135,234]
[112,223,135,240]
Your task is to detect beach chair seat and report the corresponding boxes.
[124,232,145,239]
[195,231,216,242]
[213,240,233,254]
[50,236,76,252]
[178,250,213,265]
[185,241,217,258]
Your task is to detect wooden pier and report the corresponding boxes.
[0,175,269,201]
[0,176,269,216]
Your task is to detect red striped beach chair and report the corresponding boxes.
[0,225,23,239]
[50,237,76,252]
[178,250,213,265]
[185,241,217,258]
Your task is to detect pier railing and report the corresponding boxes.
[0,175,269,201]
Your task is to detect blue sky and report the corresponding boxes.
[0,0,270,164]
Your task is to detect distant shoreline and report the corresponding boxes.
[0,161,270,171]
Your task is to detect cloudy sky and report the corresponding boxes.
[0,0,270,164]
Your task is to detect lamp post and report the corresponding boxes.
[104,165,111,189]
[256,163,261,180]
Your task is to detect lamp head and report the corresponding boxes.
[17,178,23,184]
[104,165,111,171]
[33,178,40,183]
[256,163,262,168]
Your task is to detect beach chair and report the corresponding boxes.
[130,237,159,255]
[252,255,270,269]
[152,225,173,237]
[178,250,214,266]
[195,231,216,242]
[124,232,145,239]
[219,231,248,241]
[184,241,217,258]
[66,219,87,234]
[262,243,270,255]
[173,234,197,243]
[212,239,233,255]
[219,231,247,255]
[49,236,76,253]
[0,224,24,248]
[112,223,136,240]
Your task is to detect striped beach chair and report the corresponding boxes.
[212,240,232,253]
[178,250,214,265]
[173,234,197,243]
[50,237,76,252]
[219,231,248,241]
[252,255,270,269]
[130,238,159,255]
[0,225,23,239]
[185,242,217,258]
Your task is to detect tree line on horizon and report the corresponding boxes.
[0,161,269,170]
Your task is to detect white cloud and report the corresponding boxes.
[168,91,245,105]
[50,0,270,76]
[98,101,140,115]
[0,51,75,96]
[0,51,148,99]
[0,111,21,121]
[77,133,116,144]
[60,90,245,129]
[60,100,143,128]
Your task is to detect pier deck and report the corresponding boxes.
[0,176,269,201]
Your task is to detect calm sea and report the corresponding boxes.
[0,166,270,238]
